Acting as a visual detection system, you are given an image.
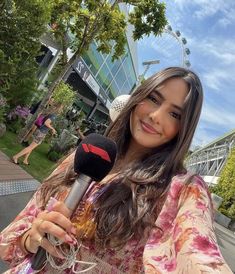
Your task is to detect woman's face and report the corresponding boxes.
[129,77,189,152]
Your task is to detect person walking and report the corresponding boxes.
[12,103,63,165]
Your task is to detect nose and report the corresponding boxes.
[148,106,164,125]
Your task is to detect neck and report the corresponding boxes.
[113,142,150,172]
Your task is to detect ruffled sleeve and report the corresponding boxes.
[0,153,75,268]
[143,175,233,273]
[0,189,42,267]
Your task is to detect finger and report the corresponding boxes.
[41,237,64,259]
[52,201,71,218]
[27,233,44,253]
[38,211,74,234]
[39,220,75,245]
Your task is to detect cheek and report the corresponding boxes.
[130,102,151,132]
[134,101,149,115]
[131,102,147,120]
[130,109,138,132]
[165,121,180,139]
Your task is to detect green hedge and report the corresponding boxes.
[211,147,235,220]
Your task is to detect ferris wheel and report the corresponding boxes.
[150,25,191,68]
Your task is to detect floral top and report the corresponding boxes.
[0,153,233,274]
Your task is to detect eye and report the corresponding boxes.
[147,94,160,105]
[170,112,181,120]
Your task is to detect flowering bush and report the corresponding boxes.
[7,105,30,133]
[0,95,7,123]
[7,105,30,121]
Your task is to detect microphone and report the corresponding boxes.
[31,133,117,271]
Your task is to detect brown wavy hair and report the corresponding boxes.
[40,67,203,248]
[94,67,203,247]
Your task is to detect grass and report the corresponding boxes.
[0,131,57,182]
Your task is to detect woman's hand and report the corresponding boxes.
[22,201,76,258]
[51,128,57,136]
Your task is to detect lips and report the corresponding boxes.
[140,121,160,134]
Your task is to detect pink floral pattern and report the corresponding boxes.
[0,154,233,273]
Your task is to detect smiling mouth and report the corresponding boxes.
[140,121,160,135]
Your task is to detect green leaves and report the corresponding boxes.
[52,82,75,110]
[0,0,52,107]
[212,148,235,220]
[50,0,167,61]
[129,0,167,40]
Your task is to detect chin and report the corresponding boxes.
[134,138,163,149]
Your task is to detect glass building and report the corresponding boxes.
[39,4,138,123]
[82,42,137,103]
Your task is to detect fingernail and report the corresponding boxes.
[65,234,74,244]
[71,227,77,235]
[46,197,58,211]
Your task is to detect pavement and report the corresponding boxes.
[0,151,234,273]
[0,151,40,273]
[214,222,235,272]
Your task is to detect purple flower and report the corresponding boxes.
[8,105,30,120]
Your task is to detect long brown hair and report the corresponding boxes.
[94,67,203,247]
[40,67,203,248]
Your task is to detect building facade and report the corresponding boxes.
[39,4,138,124]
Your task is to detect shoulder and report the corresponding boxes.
[172,172,207,189]
[168,172,208,200]
[172,172,212,210]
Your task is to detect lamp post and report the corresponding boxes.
[141,60,160,79]
[133,59,160,92]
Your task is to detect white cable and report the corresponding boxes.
[45,234,97,273]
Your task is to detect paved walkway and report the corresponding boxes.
[0,151,40,196]
[0,151,33,180]
[0,151,41,273]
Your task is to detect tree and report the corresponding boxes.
[0,0,52,107]
[20,0,167,141]
[52,82,75,111]
[211,147,235,220]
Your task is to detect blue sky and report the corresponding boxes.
[137,0,235,148]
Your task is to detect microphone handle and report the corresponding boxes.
[31,174,92,271]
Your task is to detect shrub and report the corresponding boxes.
[211,147,235,220]
[7,105,30,133]
[0,95,7,123]
[47,150,62,162]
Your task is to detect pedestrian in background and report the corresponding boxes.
[12,103,63,165]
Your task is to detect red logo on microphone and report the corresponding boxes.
[82,144,111,162]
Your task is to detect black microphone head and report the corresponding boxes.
[74,133,117,181]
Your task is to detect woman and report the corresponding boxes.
[0,67,232,273]
[12,104,62,165]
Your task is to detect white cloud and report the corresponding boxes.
[193,126,216,147]
[193,104,235,147]
[173,0,235,26]
[194,1,227,19]
[202,68,233,91]
[138,33,185,68]
[198,40,235,65]
[201,103,235,128]
[186,38,235,91]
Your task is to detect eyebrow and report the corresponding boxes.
[152,89,183,111]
